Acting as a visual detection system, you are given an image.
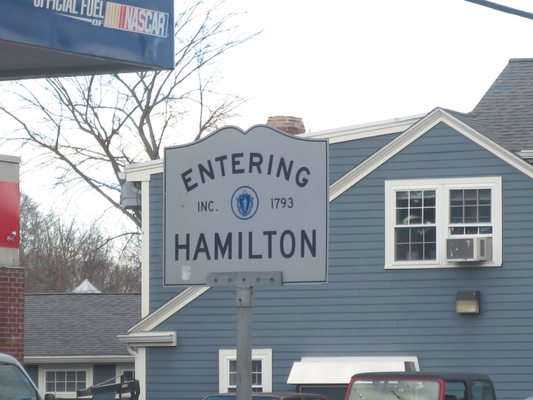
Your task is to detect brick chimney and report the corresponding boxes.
[266,116,305,135]
[0,155,23,363]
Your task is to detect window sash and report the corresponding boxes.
[228,360,263,392]
[219,349,272,393]
[448,188,493,237]
[449,188,492,224]
[394,190,437,261]
[45,370,86,393]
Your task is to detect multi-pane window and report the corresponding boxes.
[228,360,263,392]
[385,177,502,268]
[449,189,492,235]
[394,190,436,261]
[219,349,272,393]
[45,370,86,393]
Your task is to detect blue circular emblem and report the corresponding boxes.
[231,186,259,220]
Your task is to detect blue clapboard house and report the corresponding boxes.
[121,59,533,400]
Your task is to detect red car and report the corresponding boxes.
[345,372,496,400]
[204,392,330,400]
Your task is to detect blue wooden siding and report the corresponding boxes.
[329,133,398,183]
[148,122,533,400]
[92,364,117,400]
[149,173,186,312]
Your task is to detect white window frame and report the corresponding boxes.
[218,349,272,393]
[385,177,502,269]
[39,365,93,398]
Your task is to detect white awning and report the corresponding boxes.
[287,356,419,385]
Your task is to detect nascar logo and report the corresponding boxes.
[104,2,169,38]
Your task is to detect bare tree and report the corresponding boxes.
[0,0,257,229]
[21,193,141,293]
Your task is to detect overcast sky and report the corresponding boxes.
[5,0,533,231]
[217,0,533,132]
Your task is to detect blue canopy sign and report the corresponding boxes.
[0,0,174,80]
[164,125,329,286]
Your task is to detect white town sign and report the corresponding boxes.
[164,125,328,285]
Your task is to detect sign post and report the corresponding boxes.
[165,125,328,398]
[207,272,282,400]
[237,285,252,400]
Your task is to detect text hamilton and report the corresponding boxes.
[175,229,316,261]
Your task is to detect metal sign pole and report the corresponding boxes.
[237,285,252,400]
[207,272,283,400]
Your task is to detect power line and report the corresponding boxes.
[465,0,533,20]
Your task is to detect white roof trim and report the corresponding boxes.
[123,115,423,181]
[330,108,533,201]
[125,158,163,181]
[24,355,133,364]
[287,356,419,385]
[128,287,209,333]
[124,110,533,194]
[117,331,177,347]
[303,114,424,143]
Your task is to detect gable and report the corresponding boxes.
[126,287,209,334]
[330,108,533,201]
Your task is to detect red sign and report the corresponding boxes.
[0,181,20,248]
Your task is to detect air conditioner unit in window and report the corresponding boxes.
[446,237,492,262]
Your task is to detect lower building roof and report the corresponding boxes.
[24,293,141,361]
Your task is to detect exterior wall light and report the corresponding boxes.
[456,290,481,315]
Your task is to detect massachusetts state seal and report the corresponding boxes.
[231,186,259,220]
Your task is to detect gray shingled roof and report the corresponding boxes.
[447,58,533,154]
[25,293,141,357]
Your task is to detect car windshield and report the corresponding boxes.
[348,379,441,400]
[0,363,39,400]
[205,396,278,400]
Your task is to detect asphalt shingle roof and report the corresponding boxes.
[447,58,533,154]
[25,293,141,357]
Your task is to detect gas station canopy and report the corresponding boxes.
[0,0,174,80]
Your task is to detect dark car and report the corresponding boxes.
[204,392,329,400]
[0,352,55,400]
[345,372,496,400]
